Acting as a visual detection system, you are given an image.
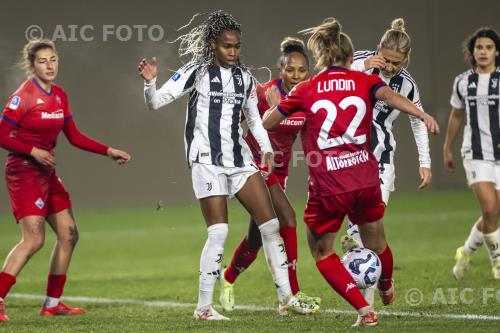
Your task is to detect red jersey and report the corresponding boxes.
[278,67,386,196]
[0,79,108,167]
[246,79,305,172]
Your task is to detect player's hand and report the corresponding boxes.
[443,148,455,172]
[265,86,281,107]
[364,55,386,70]
[418,167,432,189]
[138,57,158,81]
[107,147,131,165]
[31,147,56,168]
[420,113,440,135]
[260,151,274,178]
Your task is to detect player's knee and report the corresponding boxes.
[207,223,228,243]
[23,236,45,254]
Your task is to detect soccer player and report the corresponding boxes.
[445,27,500,280]
[138,11,313,320]
[219,37,320,312]
[341,18,432,302]
[263,18,438,326]
[0,39,131,322]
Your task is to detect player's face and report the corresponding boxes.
[378,48,405,78]
[31,48,58,83]
[280,52,309,92]
[473,37,498,70]
[211,30,241,68]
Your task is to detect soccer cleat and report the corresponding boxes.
[40,302,86,316]
[352,310,378,327]
[295,291,322,305]
[0,303,9,322]
[492,261,500,280]
[193,306,230,321]
[378,278,394,305]
[341,235,360,253]
[278,296,320,316]
[452,246,470,280]
[219,269,235,311]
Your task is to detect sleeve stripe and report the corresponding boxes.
[0,115,18,127]
[64,115,73,123]
[277,105,291,117]
[370,82,387,99]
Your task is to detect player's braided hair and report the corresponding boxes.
[463,27,500,68]
[379,18,411,68]
[174,10,242,82]
[300,18,353,70]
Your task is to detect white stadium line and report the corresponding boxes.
[9,293,500,321]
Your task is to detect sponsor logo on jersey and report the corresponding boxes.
[41,109,64,119]
[326,150,370,171]
[171,72,181,82]
[211,76,221,83]
[318,79,356,93]
[36,98,44,104]
[35,198,45,209]
[9,96,20,110]
[279,118,305,127]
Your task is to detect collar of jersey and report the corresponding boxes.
[327,66,348,70]
[31,78,53,96]
[277,79,287,96]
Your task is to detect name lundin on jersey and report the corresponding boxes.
[318,79,356,93]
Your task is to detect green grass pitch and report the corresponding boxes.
[0,190,499,332]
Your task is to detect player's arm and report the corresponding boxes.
[63,118,131,165]
[442,107,465,172]
[375,86,439,134]
[406,83,432,189]
[352,51,386,72]
[139,58,195,110]
[263,81,305,130]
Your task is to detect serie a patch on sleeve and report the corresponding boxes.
[170,72,181,82]
[9,96,21,110]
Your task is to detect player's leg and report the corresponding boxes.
[471,181,500,278]
[41,209,85,316]
[191,163,229,320]
[235,172,314,314]
[0,216,46,322]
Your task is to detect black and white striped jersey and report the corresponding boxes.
[450,67,500,161]
[352,50,431,167]
[144,63,273,167]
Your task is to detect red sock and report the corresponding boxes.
[224,238,259,284]
[46,274,67,298]
[316,254,369,310]
[280,227,299,295]
[0,272,16,299]
[377,245,394,291]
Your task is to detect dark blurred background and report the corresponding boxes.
[0,0,498,213]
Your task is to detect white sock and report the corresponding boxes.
[44,296,60,308]
[258,218,292,304]
[197,223,228,309]
[463,222,483,255]
[347,220,363,246]
[483,229,500,263]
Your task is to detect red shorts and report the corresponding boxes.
[256,158,289,190]
[304,185,384,235]
[5,158,72,221]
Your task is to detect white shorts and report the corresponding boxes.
[379,162,395,195]
[463,159,500,190]
[191,162,259,199]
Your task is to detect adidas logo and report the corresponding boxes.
[36,98,44,104]
[468,82,477,89]
[211,76,221,83]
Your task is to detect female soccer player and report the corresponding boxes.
[0,39,131,322]
[263,18,438,326]
[344,18,432,251]
[138,11,313,320]
[444,27,500,280]
[219,37,320,311]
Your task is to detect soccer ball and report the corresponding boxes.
[341,248,381,289]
